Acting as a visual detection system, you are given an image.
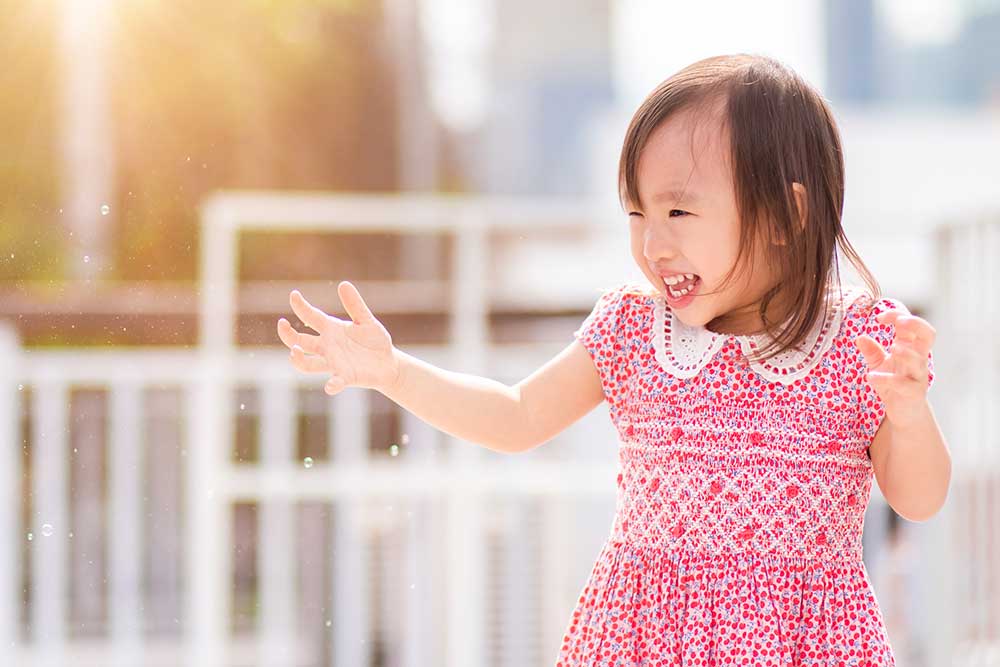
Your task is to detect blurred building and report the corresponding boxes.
[826,0,1000,106]
[457,0,616,196]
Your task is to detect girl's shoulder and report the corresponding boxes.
[837,284,914,336]
[611,280,660,311]
[583,280,659,315]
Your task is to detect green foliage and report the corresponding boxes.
[0,1,63,280]
[1,0,398,282]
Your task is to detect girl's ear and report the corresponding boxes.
[772,182,808,247]
[791,182,808,231]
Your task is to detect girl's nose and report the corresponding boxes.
[643,231,679,262]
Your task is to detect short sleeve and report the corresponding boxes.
[573,284,632,411]
[857,297,936,440]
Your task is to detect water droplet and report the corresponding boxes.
[100,204,110,215]
[303,457,313,469]
[26,532,33,541]
[17,384,23,391]
[83,255,90,263]
[401,434,410,445]
[239,403,245,411]
[41,523,53,537]
[68,531,74,538]
[389,445,399,457]
[325,619,332,628]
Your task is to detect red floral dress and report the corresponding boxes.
[556,281,935,667]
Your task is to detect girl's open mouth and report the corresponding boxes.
[662,274,700,307]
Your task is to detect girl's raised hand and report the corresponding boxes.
[854,309,935,424]
[276,281,400,396]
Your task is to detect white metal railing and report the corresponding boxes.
[922,215,1000,667]
[2,194,622,667]
[3,341,619,667]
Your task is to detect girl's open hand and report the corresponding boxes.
[854,309,935,424]
[277,281,400,396]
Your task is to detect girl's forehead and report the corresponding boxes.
[635,115,732,206]
[644,110,729,167]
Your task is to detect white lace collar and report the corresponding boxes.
[652,285,863,385]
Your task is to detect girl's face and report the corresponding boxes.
[628,106,780,335]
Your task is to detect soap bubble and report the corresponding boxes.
[303,457,313,469]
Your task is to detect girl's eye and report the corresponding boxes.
[628,210,689,221]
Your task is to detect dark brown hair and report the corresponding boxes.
[619,53,880,364]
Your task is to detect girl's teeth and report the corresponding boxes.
[664,272,698,286]
[665,274,699,297]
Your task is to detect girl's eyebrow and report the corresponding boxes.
[633,189,702,211]
[652,189,702,205]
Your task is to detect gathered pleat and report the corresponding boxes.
[555,544,896,667]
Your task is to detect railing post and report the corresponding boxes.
[442,211,488,667]
[190,195,238,666]
[330,387,373,667]
[31,376,69,664]
[185,356,232,667]
[0,325,21,652]
[259,379,296,664]
[109,379,144,667]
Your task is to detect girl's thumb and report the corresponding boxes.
[855,335,886,370]
[325,376,344,395]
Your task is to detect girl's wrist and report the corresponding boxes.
[884,397,934,435]
[379,347,405,396]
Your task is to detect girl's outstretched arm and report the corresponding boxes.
[277,281,605,454]
[384,340,603,454]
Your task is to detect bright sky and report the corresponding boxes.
[612,0,827,108]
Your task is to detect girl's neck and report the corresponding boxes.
[706,288,798,337]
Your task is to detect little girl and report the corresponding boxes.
[277,54,951,667]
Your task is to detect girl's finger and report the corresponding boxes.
[877,310,934,348]
[290,345,330,374]
[277,318,323,355]
[875,309,907,326]
[289,290,330,334]
[890,315,936,355]
[889,343,929,382]
[338,281,376,325]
